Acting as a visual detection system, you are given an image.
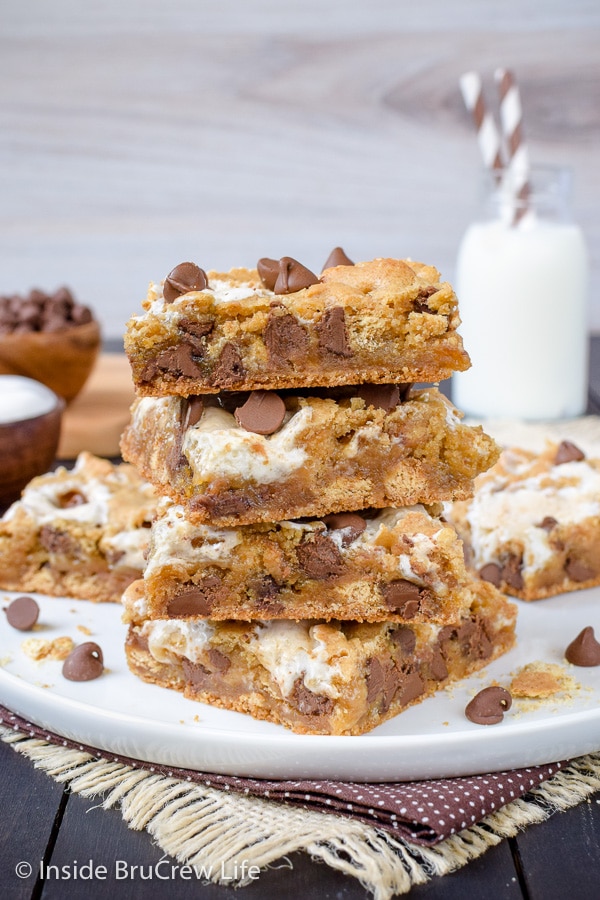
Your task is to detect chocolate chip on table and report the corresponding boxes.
[322,247,355,269]
[465,686,512,725]
[564,626,600,667]
[317,306,352,358]
[5,596,40,631]
[257,257,320,294]
[322,512,366,546]
[234,390,286,435]
[62,642,104,682]
[554,440,585,465]
[356,384,400,413]
[163,262,208,304]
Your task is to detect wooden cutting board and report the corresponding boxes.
[58,353,135,459]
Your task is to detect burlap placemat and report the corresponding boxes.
[2,706,599,897]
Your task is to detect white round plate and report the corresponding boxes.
[1,588,599,782]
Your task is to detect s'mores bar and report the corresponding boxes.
[124,502,490,624]
[124,579,517,736]
[0,452,157,603]
[451,440,600,600]
[124,256,470,396]
[120,387,499,526]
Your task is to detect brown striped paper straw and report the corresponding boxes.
[459,71,504,181]
[495,67,531,223]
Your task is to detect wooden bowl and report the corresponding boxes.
[0,376,64,507]
[0,320,101,403]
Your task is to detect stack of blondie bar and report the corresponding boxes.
[120,251,516,735]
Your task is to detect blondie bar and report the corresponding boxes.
[0,452,157,603]
[124,579,516,735]
[120,387,499,526]
[125,257,470,395]
[123,502,487,624]
[451,441,600,600]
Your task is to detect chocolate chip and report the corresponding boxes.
[166,578,222,617]
[322,247,354,269]
[152,343,204,379]
[317,306,352,358]
[249,576,281,601]
[565,557,596,583]
[57,490,87,508]
[412,286,437,313]
[70,303,93,325]
[389,625,416,656]
[565,626,600,667]
[5,596,39,631]
[356,384,401,413]
[290,678,333,716]
[263,311,309,365]
[206,648,231,673]
[381,580,422,617]
[39,526,76,555]
[554,440,585,465]
[296,533,345,580]
[257,258,280,291]
[273,257,320,295]
[182,659,212,690]
[396,671,425,706]
[234,390,286,435]
[430,649,448,682]
[501,554,524,591]
[322,512,366,546]
[365,657,401,710]
[479,562,502,586]
[213,342,246,387]
[183,396,204,428]
[62,642,104,682]
[163,262,208,303]
[178,316,214,344]
[537,516,558,532]
[465,686,512,725]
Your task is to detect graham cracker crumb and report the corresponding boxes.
[77,625,93,636]
[22,636,75,662]
[510,662,577,699]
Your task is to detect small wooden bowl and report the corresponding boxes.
[0,376,64,507]
[0,320,101,403]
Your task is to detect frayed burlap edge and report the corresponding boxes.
[2,726,599,899]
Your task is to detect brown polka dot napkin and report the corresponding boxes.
[0,705,564,845]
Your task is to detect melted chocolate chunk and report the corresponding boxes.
[412,286,437,313]
[322,247,354,269]
[183,396,205,428]
[263,311,309,365]
[554,440,585,465]
[321,512,366,546]
[39,525,77,555]
[381,580,423,617]
[565,557,596,582]
[501,554,524,591]
[564,626,600,667]
[478,562,502,586]
[234,390,286,435]
[465,686,512,725]
[537,516,559,532]
[166,577,223,617]
[206,648,231,673]
[212,342,246,387]
[365,657,401,711]
[163,262,208,303]
[389,625,416,656]
[429,649,448,682]
[317,306,352,358]
[151,343,204,379]
[273,257,320,295]
[57,489,87,508]
[356,384,400,413]
[296,533,345,580]
[178,316,214,344]
[290,678,334,716]
[62,642,104,682]
[5,596,39,631]
[182,659,212,690]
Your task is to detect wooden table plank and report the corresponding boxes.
[0,739,65,900]
[514,797,600,900]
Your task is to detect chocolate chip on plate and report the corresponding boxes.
[163,262,208,304]
[62,642,104,682]
[564,627,600,667]
[5,596,40,631]
[465,685,512,725]
[234,390,286,435]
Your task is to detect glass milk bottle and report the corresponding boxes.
[452,165,589,419]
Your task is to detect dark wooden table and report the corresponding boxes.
[2,339,600,900]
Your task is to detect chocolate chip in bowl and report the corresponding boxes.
[0,375,64,506]
[0,287,101,403]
